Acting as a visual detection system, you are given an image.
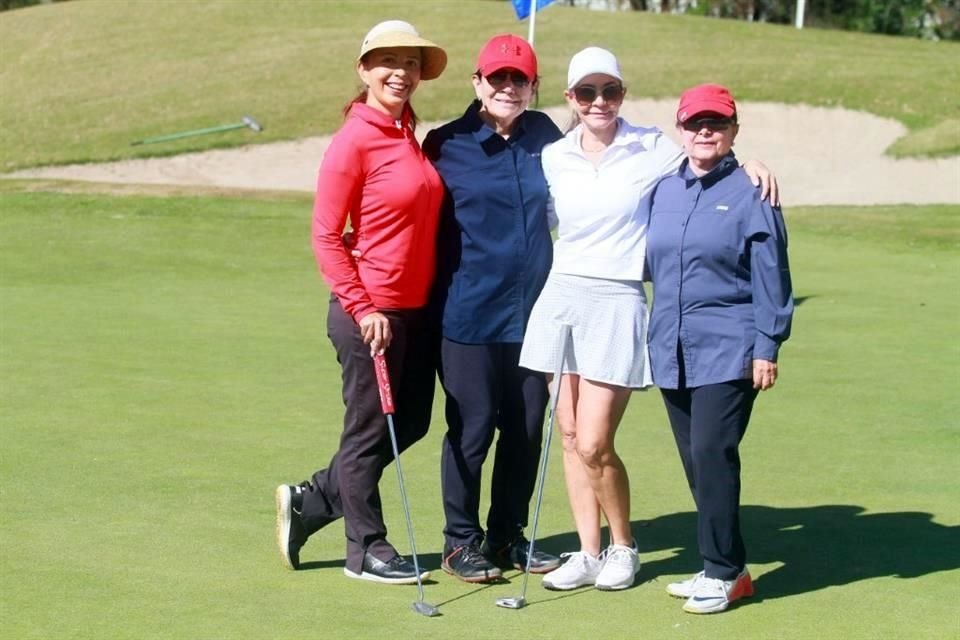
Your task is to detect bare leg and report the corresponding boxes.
[553,373,603,556]
[573,379,634,547]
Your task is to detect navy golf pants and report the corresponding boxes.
[660,379,758,581]
[439,339,549,549]
[298,298,437,574]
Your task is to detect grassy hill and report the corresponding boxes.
[1,0,958,171]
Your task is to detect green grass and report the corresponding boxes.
[1,0,958,172]
[2,186,958,638]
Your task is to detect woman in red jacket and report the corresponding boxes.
[274,20,446,585]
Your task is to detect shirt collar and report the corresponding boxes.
[566,118,646,156]
[349,101,413,132]
[465,100,528,143]
[680,151,739,187]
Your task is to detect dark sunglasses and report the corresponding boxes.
[681,117,735,132]
[484,70,531,88]
[573,84,624,104]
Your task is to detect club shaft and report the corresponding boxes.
[517,324,571,601]
[385,413,426,603]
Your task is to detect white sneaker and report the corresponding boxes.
[666,570,705,598]
[541,551,603,591]
[682,569,754,614]
[594,543,640,591]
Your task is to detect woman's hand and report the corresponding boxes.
[742,160,780,206]
[342,231,362,262]
[752,359,778,391]
[358,311,391,356]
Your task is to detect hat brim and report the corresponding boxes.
[567,69,623,90]
[477,60,538,80]
[678,100,736,122]
[358,34,448,81]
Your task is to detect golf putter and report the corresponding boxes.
[496,323,572,610]
[373,353,440,618]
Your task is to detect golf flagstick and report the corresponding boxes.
[496,323,572,610]
[372,353,439,618]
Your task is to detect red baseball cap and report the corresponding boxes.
[676,84,737,123]
[476,34,538,80]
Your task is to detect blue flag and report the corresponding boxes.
[511,0,556,20]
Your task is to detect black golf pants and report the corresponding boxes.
[299,298,437,574]
[438,339,549,550]
[660,379,758,581]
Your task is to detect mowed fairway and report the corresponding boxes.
[1,186,957,639]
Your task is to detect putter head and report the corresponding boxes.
[242,115,263,132]
[495,596,525,610]
[411,601,440,617]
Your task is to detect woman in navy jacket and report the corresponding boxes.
[422,34,563,582]
[645,84,794,614]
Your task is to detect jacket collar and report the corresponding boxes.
[680,151,739,188]
[464,100,528,143]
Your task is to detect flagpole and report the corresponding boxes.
[528,0,537,45]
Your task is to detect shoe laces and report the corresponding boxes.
[559,551,589,568]
[604,544,637,568]
[696,576,730,597]
[457,544,488,565]
[681,570,706,587]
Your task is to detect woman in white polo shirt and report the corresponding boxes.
[519,47,776,592]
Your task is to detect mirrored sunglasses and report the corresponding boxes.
[485,70,531,88]
[573,84,624,104]
[681,117,735,132]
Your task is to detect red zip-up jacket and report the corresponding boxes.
[312,102,443,322]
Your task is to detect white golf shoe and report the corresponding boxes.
[666,570,706,598]
[681,569,754,614]
[594,543,640,591]
[541,551,603,591]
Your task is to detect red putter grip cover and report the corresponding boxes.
[373,354,395,415]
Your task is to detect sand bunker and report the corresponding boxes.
[8,100,959,206]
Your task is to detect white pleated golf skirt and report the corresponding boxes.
[519,272,653,389]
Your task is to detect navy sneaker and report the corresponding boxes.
[442,543,503,583]
[483,536,561,574]
[275,484,306,570]
[344,552,430,585]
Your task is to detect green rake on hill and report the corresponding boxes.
[131,115,263,146]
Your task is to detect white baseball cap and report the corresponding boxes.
[566,46,623,89]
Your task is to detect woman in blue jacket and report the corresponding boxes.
[645,84,794,614]
[422,34,563,583]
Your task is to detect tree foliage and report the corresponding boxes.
[564,0,959,38]
[1,0,68,11]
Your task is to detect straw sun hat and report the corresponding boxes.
[358,20,447,81]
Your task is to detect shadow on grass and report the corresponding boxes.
[296,504,958,604]
[539,505,959,602]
